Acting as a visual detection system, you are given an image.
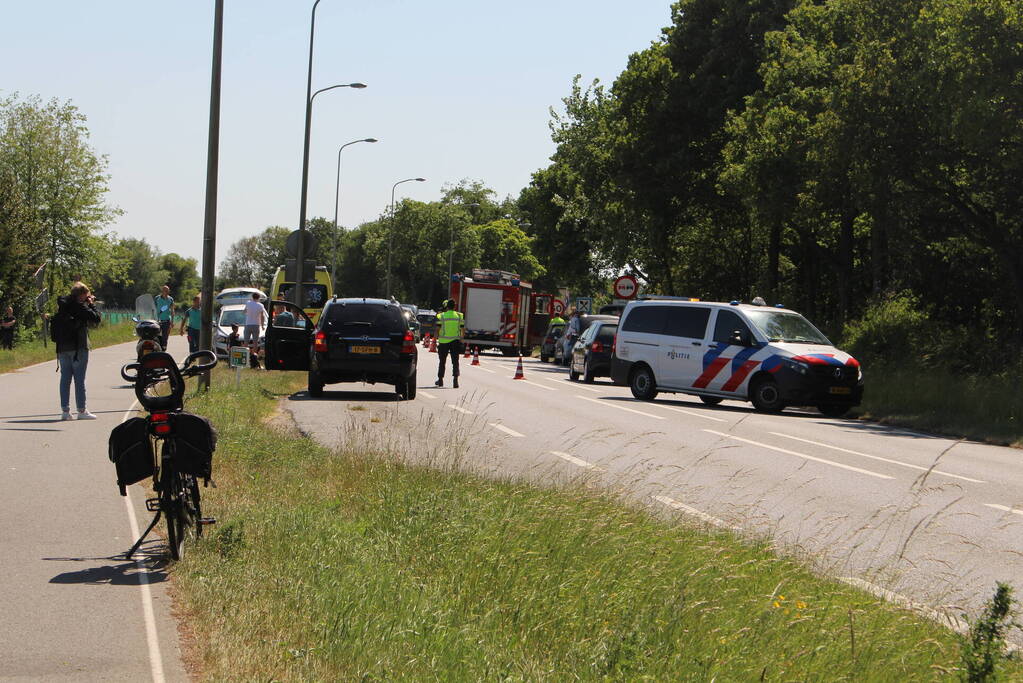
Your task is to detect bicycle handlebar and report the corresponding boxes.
[121,350,218,384]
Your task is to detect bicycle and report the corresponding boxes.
[113,349,218,560]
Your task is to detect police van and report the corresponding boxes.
[610,297,863,416]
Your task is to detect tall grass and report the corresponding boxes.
[0,321,135,375]
[168,369,1016,680]
[858,364,1023,447]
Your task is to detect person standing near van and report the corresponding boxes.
[562,310,581,365]
[53,282,102,420]
[154,285,175,351]
[243,292,267,346]
[434,298,464,388]
[179,294,202,353]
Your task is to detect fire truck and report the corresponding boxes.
[450,269,554,356]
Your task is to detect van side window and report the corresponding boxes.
[664,307,710,339]
[712,310,753,344]
[622,306,667,334]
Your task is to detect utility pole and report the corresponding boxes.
[198,0,224,390]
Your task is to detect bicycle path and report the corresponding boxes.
[0,338,189,682]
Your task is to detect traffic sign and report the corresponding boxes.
[614,275,638,300]
[286,229,318,258]
[229,346,250,369]
[575,297,592,314]
[552,299,566,315]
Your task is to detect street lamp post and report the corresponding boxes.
[293,0,368,307]
[386,177,426,297]
[332,138,377,286]
[448,202,480,285]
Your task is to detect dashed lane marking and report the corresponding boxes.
[550,451,604,471]
[653,495,734,529]
[650,402,728,423]
[703,430,893,480]
[985,504,1023,517]
[575,395,665,420]
[769,432,985,483]
[519,379,556,392]
[446,404,474,415]
[542,376,602,393]
[489,423,525,437]
[475,367,496,374]
[419,390,437,399]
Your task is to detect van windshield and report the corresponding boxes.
[745,310,831,345]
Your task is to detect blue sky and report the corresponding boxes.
[2,1,672,267]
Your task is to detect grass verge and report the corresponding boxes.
[0,321,135,375]
[856,364,1023,448]
[175,369,1018,680]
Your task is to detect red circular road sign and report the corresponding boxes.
[614,275,638,299]
[552,299,566,315]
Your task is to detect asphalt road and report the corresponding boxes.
[285,346,1023,630]
[0,338,189,682]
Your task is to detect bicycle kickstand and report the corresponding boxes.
[125,502,163,560]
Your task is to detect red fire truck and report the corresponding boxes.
[450,269,554,356]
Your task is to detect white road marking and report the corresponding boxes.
[519,379,556,392]
[985,504,1023,517]
[489,423,524,437]
[653,495,733,529]
[550,451,604,471]
[543,376,602,393]
[652,402,727,423]
[475,367,496,374]
[120,399,166,683]
[703,430,893,480]
[446,404,474,415]
[769,432,985,483]
[836,576,973,641]
[576,395,665,420]
[419,390,437,399]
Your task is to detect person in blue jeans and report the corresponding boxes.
[154,285,175,350]
[54,282,102,420]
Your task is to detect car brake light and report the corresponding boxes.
[401,330,415,354]
[313,330,327,352]
[590,341,604,353]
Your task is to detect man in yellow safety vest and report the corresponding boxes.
[435,298,465,388]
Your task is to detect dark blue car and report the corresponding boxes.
[569,320,618,383]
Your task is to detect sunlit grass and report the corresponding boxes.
[166,368,1016,680]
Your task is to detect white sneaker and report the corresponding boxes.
[61,412,73,421]
[77,411,97,420]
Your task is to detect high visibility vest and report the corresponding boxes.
[551,316,565,325]
[437,310,464,343]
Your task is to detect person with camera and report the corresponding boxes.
[53,282,102,420]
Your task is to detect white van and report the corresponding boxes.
[215,287,267,308]
[610,297,863,416]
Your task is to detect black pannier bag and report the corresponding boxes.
[172,412,217,479]
[108,417,154,496]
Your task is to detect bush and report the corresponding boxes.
[841,292,937,366]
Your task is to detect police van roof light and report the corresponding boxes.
[729,300,740,306]
[775,303,785,308]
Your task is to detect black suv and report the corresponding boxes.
[264,298,418,400]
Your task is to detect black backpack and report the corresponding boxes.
[49,308,75,344]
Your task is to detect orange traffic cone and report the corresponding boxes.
[429,336,438,353]
[422,333,430,348]
[513,354,525,380]
[471,346,480,366]
[463,344,471,358]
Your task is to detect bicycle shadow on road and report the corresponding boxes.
[45,551,169,587]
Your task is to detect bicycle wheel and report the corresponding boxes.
[178,472,201,540]
[159,445,187,560]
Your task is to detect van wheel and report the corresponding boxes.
[699,396,723,406]
[629,365,658,401]
[540,353,549,363]
[308,369,324,398]
[818,404,848,418]
[750,378,784,413]
[569,367,580,381]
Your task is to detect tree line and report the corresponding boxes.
[517,0,1022,369]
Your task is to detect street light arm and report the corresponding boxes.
[311,82,367,102]
[332,137,379,285]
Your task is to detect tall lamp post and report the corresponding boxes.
[448,202,480,284]
[386,177,426,297]
[294,0,367,307]
[332,137,378,286]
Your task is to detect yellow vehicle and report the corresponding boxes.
[269,265,333,324]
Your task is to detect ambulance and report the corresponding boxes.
[610,297,863,416]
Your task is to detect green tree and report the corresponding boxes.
[218,226,290,290]
[473,219,544,282]
[159,252,200,300]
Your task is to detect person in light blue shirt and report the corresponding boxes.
[178,294,202,353]
[154,285,175,350]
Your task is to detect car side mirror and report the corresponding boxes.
[730,330,752,346]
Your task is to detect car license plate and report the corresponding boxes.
[828,386,851,395]
[349,345,380,354]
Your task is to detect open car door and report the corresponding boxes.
[264,300,313,371]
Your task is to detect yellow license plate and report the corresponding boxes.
[350,345,380,354]
[828,386,851,395]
